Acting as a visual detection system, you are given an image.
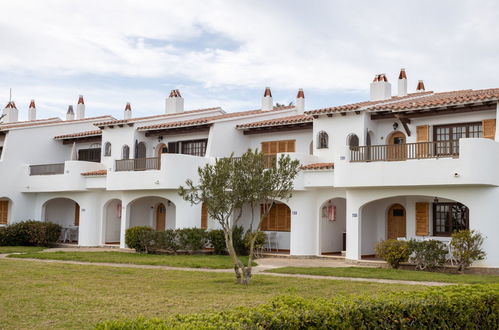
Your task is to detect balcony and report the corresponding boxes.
[115,157,160,172]
[335,138,499,188]
[350,140,459,162]
[29,163,65,176]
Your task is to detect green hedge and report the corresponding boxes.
[0,221,61,246]
[96,284,498,329]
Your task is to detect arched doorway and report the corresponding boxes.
[387,131,406,161]
[43,198,80,243]
[319,198,346,255]
[387,204,406,239]
[136,141,146,158]
[156,203,166,231]
[0,198,11,225]
[156,143,168,158]
[260,202,291,252]
[103,199,122,244]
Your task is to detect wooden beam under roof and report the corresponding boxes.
[143,124,212,137]
[370,103,496,120]
[242,122,312,135]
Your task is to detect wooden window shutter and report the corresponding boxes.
[287,140,296,152]
[482,119,496,139]
[415,202,429,236]
[0,201,8,225]
[74,203,80,226]
[416,125,429,142]
[278,141,287,153]
[201,203,208,229]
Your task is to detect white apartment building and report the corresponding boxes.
[1,69,498,268]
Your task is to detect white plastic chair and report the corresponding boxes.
[266,232,278,252]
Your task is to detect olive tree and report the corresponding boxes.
[179,149,300,284]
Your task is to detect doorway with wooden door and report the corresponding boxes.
[156,203,166,231]
[387,131,407,161]
[387,204,406,239]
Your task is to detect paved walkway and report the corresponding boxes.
[0,250,451,286]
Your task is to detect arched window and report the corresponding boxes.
[347,134,359,150]
[104,142,112,157]
[317,131,329,149]
[135,141,146,158]
[122,145,130,160]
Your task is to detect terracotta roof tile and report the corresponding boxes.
[301,162,334,170]
[138,106,294,131]
[54,130,102,140]
[305,92,433,115]
[236,114,312,129]
[0,116,114,131]
[367,88,499,112]
[94,107,222,127]
[81,169,107,176]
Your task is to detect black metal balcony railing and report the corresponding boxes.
[350,140,459,162]
[115,157,160,172]
[29,163,65,176]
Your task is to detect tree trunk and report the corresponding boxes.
[224,229,245,284]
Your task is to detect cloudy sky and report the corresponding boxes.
[0,0,498,120]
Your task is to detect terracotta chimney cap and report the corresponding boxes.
[297,88,305,98]
[175,89,182,97]
[264,87,272,97]
[77,95,84,104]
[67,105,74,114]
[380,73,388,82]
[416,80,425,91]
[398,68,407,79]
[5,102,12,109]
[29,99,36,108]
[125,102,132,111]
[373,74,379,82]
[10,101,17,109]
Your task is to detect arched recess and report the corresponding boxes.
[156,143,168,158]
[103,199,122,244]
[347,133,359,150]
[319,197,346,255]
[0,197,12,225]
[127,196,176,231]
[359,195,470,258]
[136,141,146,158]
[317,131,329,149]
[122,145,130,159]
[43,198,80,243]
[387,131,407,161]
[259,201,291,252]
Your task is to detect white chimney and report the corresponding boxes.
[295,88,305,114]
[124,102,132,119]
[28,99,36,121]
[2,101,18,123]
[397,69,408,97]
[369,73,391,101]
[66,105,75,120]
[416,80,426,92]
[261,87,273,111]
[165,89,184,114]
[76,95,85,119]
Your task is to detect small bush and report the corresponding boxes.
[408,239,448,271]
[177,228,208,252]
[96,284,499,329]
[0,221,61,247]
[451,230,486,272]
[208,230,227,255]
[125,226,154,252]
[244,230,266,251]
[375,239,410,269]
[232,226,248,256]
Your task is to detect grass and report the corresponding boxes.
[266,266,499,284]
[8,251,256,269]
[0,259,425,330]
[0,246,46,254]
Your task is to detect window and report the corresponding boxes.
[317,131,328,149]
[347,134,359,150]
[182,140,207,156]
[433,202,469,236]
[260,203,291,232]
[433,122,482,155]
[0,146,3,159]
[122,145,130,159]
[78,147,101,162]
[135,141,146,158]
[0,200,8,225]
[104,142,112,156]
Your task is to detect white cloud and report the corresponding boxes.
[0,0,498,115]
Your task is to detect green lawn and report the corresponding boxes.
[8,251,255,269]
[0,259,425,330]
[266,266,499,284]
[0,246,46,254]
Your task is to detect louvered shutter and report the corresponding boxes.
[201,203,208,229]
[0,201,8,225]
[416,125,429,158]
[415,202,429,236]
[483,119,496,139]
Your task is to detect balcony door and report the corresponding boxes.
[387,204,406,239]
[387,131,406,161]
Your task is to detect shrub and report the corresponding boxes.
[408,239,448,271]
[244,230,266,251]
[208,229,227,255]
[0,221,61,247]
[96,284,499,329]
[451,230,486,272]
[232,226,248,256]
[177,228,208,252]
[375,239,410,269]
[125,226,154,252]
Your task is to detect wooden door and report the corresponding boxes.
[74,203,80,226]
[387,131,407,161]
[387,204,406,239]
[201,203,208,229]
[156,203,166,231]
[0,200,8,225]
